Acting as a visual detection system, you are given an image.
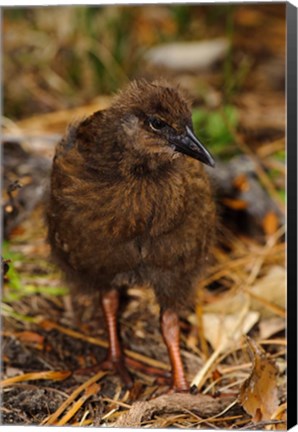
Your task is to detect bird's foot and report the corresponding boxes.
[167,373,190,393]
[74,355,172,389]
[125,356,172,379]
[150,379,189,399]
[74,356,133,389]
[168,382,190,393]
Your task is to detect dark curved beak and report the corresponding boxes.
[172,126,215,167]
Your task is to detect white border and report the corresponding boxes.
[1,1,297,431]
[0,0,297,6]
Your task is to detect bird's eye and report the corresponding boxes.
[148,117,167,131]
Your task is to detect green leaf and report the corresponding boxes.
[192,105,238,156]
[274,150,285,163]
[277,189,286,203]
[1,303,37,323]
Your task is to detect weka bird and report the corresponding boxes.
[47,79,216,392]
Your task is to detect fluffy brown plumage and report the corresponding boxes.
[47,79,216,391]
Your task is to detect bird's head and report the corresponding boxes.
[112,79,215,167]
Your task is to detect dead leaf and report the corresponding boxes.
[263,211,279,236]
[221,198,248,210]
[259,317,285,340]
[204,266,285,319]
[203,292,246,315]
[250,266,286,318]
[201,291,260,351]
[233,174,250,192]
[239,337,279,422]
[202,310,259,351]
[15,330,44,345]
[270,402,287,430]
[191,294,258,389]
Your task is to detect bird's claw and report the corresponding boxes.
[74,356,133,389]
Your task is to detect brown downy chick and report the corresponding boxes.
[47,79,216,392]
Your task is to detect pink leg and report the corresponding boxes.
[100,289,133,387]
[160,309,189,392]
[76,291,176,388]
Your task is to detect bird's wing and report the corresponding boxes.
[56,110,105,156]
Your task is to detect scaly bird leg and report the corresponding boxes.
[160,309,189,392]
[75,289,170,387]
[100,288,133,388]
[101,290,171,383]
[74,289,133,388]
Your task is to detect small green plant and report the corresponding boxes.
[2,242,68,302]
[274,150,285,163]
[170,5,191,36]
[192,105,238,157]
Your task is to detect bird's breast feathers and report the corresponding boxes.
[51,144,212,257]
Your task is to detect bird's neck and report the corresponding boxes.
[119,148,181,180]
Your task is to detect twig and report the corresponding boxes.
[57,383,100,426]
[0,370,71,387]
[42,370,106,425]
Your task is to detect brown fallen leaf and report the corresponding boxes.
[203,266,286,319]
[270,402,287,430]
[259,317,285,340]
[221,198,248,210]
[15,330,45,345]
[201,308,259,351]
[263,211,279,236]
[249,266,286,318]
[239,336,279,422]
[191,293,258,390]
[233,174,250,192]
